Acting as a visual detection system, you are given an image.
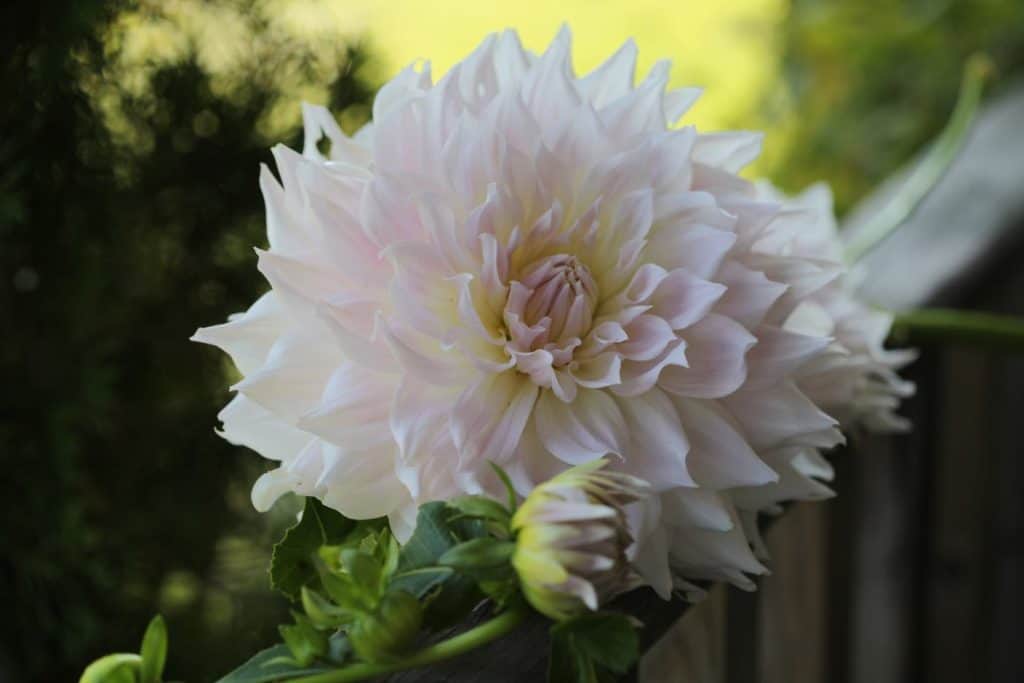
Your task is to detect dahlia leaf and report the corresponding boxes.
[215,643,334,683]
[271,497,355,601]
[395,502,459,571]
[548,612,640,682]
[138,615,168,683]
[387,566,454,598]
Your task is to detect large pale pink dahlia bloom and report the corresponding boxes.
[194,28,859,594]
[718,183,915,567]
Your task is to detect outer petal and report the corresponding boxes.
[613,388,695,489]
[535,388,627,465]
[659,314,756,399]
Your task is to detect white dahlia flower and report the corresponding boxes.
[193,27,862,595]
[723,182,915,560]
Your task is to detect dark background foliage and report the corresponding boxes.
[1,1,1021,681]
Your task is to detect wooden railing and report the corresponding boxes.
[388,80,1024,683]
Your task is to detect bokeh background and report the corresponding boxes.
[3,1,1024,681]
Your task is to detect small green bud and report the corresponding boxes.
[79,654,141,683]
[348,590,423,663]
[280,613,329,667]
[512,459,649,621]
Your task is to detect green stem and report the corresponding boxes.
[844,54,993,264]
[290,607,529,683]
[891,308,1024,352]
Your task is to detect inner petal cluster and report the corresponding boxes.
[505,253,598,366]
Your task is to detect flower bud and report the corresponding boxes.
[511,459,650,621]
[347,590,423,663]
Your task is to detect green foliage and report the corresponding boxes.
[0,2,378,680]
[79,615,169,683]
[138,616,168,683]
[79,654,142,683]
[548,613,640,683]
[439,538,517,582]
[214,644,333,683]
[279,614,330,668]
[269,498,357,601]
[766,0,1024,214]
[347,590,424,663]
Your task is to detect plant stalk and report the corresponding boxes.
[290,607,529,683]
[891,308,1024,352]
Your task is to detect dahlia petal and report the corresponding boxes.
[713,260,788,329]
[613,338,688,397]
[232,332,342,421]
[317,295,394,368]
[301,102,371,166]
[649,268,727,330]
[625,497,673,598]
[251,467,299,512]
[613,388,694,489]
[378,316,471,386]
[659,314,755,399]
[297,362,396,449]
[578,38,637,108]
[663,87,702,124]
[693,131,763,173]
[744,325,832,390]
[672,396,778,489]
[644,223,737,281]
[318,443,409,520]
[256,249,344,312]
[617,314,676,361]
[218,394,312,462]
[192,292,285,375]
[535,388,627,465]
[662,488,733,532]
[451,372,540,469]
[723,382,841,450]
[570,352,623,389]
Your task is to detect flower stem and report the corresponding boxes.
[290,607,529,683]
[891,308,1024,352]
[844,54,992,264]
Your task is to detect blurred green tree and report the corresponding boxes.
[0,2,376,681]
[763,0,1024,214]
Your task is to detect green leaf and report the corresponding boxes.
[439,538,515,579]
[448,495,512,527]
[300,587,360,630]
[340,548,384,596]
[139,615,168,683]
[387,566,455,598]
[393,502,484,628]
[271,498,356,601]
[79,653,142,683]
[552,613,640,676]
[215,644,333,683]
[395,502,459,572]
[279,613,329,667]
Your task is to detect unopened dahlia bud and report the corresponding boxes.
[347,590,423,663]
[511,459,649,621]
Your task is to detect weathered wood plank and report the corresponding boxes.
[640,587,727,683]
[756,503,829,683]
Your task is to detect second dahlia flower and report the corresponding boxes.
[193,27,861,593]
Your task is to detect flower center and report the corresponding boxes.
[504,254,598,360]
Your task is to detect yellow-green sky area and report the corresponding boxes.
[270,0,786,130]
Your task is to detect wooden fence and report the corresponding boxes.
[386,80,1024,682]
